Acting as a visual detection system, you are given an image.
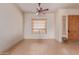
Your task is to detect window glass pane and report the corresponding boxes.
[33,24,45,29]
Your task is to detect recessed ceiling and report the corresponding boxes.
[17,3,79,13]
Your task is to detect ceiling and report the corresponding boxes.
[17,3,79,13]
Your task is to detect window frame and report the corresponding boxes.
[32,19,47,34]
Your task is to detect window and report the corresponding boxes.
[32,19,47,34]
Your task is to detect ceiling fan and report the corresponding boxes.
[36,3,49,15]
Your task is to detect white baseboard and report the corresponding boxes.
[24,37,56,40]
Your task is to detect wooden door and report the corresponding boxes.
[68,15,79,41]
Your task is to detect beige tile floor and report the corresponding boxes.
[6,39,79,55]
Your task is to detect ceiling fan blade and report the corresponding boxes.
[36,8,39,10]
[43,9,49,11]
[39,9,49,12]
[36,8,41,12]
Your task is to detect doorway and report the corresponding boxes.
[68,15,79,42]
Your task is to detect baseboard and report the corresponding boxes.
[24,38,56,40]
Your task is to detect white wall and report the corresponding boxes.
[55,10,63,42]
[24,13,56,39]
[0,4,23,53]
[55,9,79,42]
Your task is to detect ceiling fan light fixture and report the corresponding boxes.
[36,12,39,15]
[35,3,49,16]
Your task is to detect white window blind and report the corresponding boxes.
[32,19,47,34]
